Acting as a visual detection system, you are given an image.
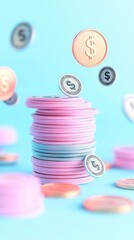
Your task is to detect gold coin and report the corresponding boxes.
[72,29,108,67]
[41,183,80,198]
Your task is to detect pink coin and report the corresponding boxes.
[33,171,89,179]
[31,132,95,140]
[0,126,17,145]
[32,121,96,129]
[35,108,95,116]
[38,176,94,185]
[26,101,91,109]
[114,154,134,161]
[32,157,85,168]
[33,165,87,175]
[31,126,96,134]
[27,96,86,102]
[114,146,134,155]
[114,160,134,169]
[33,137,94,145]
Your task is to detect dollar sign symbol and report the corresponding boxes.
[91,160,100,171]
[0,77,9,93]
[18,29,26,42]
[85,36,96,59]
[104,71,110,81]
[66,80,76,90]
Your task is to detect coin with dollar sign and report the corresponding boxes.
[99,67,116,85]
[0,67,16,101]
[72,29,108,67]
[11,23,34,49]
[84,154,105,177]
[59,75,82,97]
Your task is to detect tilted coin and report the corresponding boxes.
[84,154,105,177]
[99,67,116,85]
[4,92,18,106]
[123,94,134,122]
[11,22,34,49]
[72,29,108,67]
[59,75,82,97]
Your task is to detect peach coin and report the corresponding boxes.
[72,29,108,67]
[0,67,16,101]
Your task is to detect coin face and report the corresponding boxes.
[0,67,16,101]
[83,195,133,213]
[99,67,116,85]
[72,29,108,67]
[11,23,34,49]
[41,183,80,197]
[123,94,134,122]
[4,92,18,106]
[84,154,105,177]
[59,75,82,97]
[116,178,134,190]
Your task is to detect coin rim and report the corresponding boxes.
[123,94,134,123]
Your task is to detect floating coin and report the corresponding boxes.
[4,92,18,106]
[83,195,133,213]
[0,126,17,145]
[105,162,113,170]
[72,29,108,67]
[0,153,18,163]
[116,178,134,190]
[123,94,134,122]
[41,183,80,198]
[0,67,16,101]
[11,22,34,49]
[59,75,82,97]
[84,154,105,177]
[99,67,116,85]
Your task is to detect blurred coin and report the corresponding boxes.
[59,75,82,97]
[0,153,18,163]
[84,154,105,177]
[4,92,18,106]
[41,183,80,197]
[0,67,16,101]
[104,162,113,170]
[123,94,134,122]
[83,195,133,213]
[99,67,116,85]
[116,178,134,190]
[11,22,34,49]
[72,29,107,67]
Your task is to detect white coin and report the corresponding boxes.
[11,22,34,49]
[84,154,105,177]
[59,75,82,97]
[123,94,134,122]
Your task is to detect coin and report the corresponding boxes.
[72,29,108,67]
[84,154,105,177]
[0,67,16,101]
[11,22,34,49]
[59,75,82,97]
[99,67,116,85]
[4,92,18,106]
[41,183,80,198]
[83,195,133,213]
[0,153,18,163]
[116,178,134,190]
[123,94,134,122]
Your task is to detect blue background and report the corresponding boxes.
[0,0,134,239]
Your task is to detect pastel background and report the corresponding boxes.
[0,0,134,239]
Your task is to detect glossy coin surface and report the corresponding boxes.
[84,154,105,177]
[0,67,16,101]
[41,183,80,197]
[83,195,133,213]
[116,178,134,190]
[72,29,108,67]
[59,75,82,97]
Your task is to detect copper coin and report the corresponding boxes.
[105,162,113,170]
[72,29,108,67]
[83,195,133,213]
[0,153,18,163]
[116,178,134,190]
[0,67,16,101]
[41,182,80,198]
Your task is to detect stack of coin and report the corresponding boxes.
[26,96,99,184]
[0,173,44,217]
[114,146,134,169]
